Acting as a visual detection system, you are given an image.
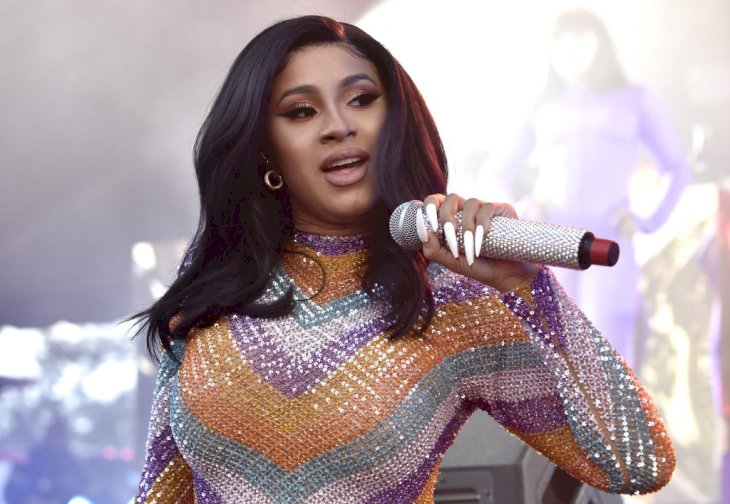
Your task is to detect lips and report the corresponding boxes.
[323,157,364,171]
[320,148,370,186]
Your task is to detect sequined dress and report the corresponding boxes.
[136,232,674,503]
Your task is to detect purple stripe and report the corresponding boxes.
[433,278,490,307]
[482,394,567,434]
[365,415,467,504]
[530,269,568,349]
[137,425,178,495]
[292,232,368,255]
[500,268,567,350]
[501,290,532,319]
[229,314,388,398]
[193,470,222,503]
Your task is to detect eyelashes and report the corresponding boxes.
[278,92,381,120]
[348,92,380,107]
[280,104,316,119]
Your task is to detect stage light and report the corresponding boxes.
[132,241,157,272]
[67,496,93,504]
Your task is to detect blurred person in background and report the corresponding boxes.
[480,9,691,368]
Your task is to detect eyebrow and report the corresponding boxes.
[275,73,376,105]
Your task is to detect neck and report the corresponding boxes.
[281,231,370,300]
[291,211,371,237]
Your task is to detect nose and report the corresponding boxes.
[319,107,355,143]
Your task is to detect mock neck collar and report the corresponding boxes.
[290,230,369,256]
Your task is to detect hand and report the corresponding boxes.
[419,193,541,293]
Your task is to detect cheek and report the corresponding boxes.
[274,146,318,201]
[270,131,311,176]
[363,108,388,143]
[278,160,311,200]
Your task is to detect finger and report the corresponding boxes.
[474,202,518,258]
[463,228,474,266]
[461,198,483,266]
[421,193,446,258]
[491,202,518,219]
[474,224,484,258]
[475,202,497,233]
[423,194,444,233]
[440,193,464,259]
[415,208,428,243]
[443,221,458,259]
[460,198,483,233]
[438,193,464,222]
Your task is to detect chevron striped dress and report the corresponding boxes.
[135,232,675,503]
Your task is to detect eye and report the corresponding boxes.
[349,93,380,107]
[280,103,317,119]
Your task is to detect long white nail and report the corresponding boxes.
[443,221,459,258]
[464,230,474,266]
[425,203,439,232]
[416,209,428,243]
[474,225,484,258]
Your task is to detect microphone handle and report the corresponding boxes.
[432,212,619,270]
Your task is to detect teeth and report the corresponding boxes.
[328,157,361,169]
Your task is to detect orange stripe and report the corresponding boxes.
[280,245,367,304]
[178,298,535,470]
[516,425,610,491]
[429,295,531,358]
[413,464,440,503]
[145,453,195,503]
[626,367,676,491]
[179,319,444,469]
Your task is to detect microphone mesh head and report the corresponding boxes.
[389,201,423,250]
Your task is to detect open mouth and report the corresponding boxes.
[322,157,364,172]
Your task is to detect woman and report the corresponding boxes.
[482,9,690,367]
[134,15,674,503]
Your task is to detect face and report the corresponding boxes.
[266,43,388,235]
[550,29,598,83]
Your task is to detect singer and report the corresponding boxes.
[132,16,674,503]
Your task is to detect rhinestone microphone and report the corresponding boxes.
[389,200,619,270]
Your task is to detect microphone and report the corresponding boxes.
[389,200,619,270]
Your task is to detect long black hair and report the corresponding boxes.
[540,9,629,103]
[132,16,447,360]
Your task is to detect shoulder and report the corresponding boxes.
[623,84,666,111]
[153,338,187,394]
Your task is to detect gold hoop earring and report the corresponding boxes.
[264,170,284,191]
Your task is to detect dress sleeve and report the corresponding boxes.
[135,342,195,503]
[635,87,691,233]
[455,268,675,495]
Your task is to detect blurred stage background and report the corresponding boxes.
[0,1,727,502]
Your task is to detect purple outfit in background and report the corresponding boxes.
[490,84,690,365]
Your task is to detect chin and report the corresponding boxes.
[328,201,379,230]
